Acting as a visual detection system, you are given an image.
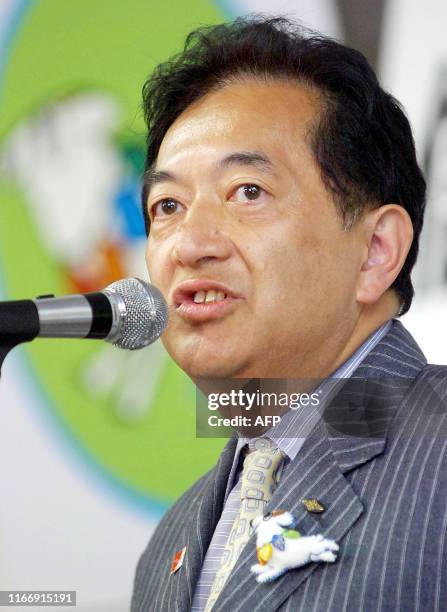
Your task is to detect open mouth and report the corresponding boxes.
[172,280,242,322]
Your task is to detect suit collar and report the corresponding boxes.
[350,318,426,379]
[326,319,426,472]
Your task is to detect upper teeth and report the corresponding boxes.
[194,289,226,303]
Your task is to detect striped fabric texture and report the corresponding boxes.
[191,321,391,611]
[132,320,447,612]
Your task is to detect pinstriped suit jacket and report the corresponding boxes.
[132,320,447,611]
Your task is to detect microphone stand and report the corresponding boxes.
[0,300,40,378]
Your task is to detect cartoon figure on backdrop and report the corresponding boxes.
[0,91,168,421]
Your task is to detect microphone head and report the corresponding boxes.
[103,278,168,350]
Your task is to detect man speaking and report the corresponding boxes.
[131,16,447,612]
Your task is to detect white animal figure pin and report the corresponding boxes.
[250,510,339,583]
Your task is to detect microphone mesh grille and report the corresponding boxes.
[105,278,168,350]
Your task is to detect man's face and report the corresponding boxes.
[145,79,363,379]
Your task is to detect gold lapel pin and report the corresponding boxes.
[302,498,325,513]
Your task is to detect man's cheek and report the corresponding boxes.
[146,250,170,290]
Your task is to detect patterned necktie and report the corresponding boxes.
[205,438,285,611]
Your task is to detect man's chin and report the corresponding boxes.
[163,332,248,379]
[171,350,248,380]
[183,359,245,381]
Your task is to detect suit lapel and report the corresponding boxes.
[171,435,237,612]
[213,320,427,611]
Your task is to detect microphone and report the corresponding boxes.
[0,278,168,350]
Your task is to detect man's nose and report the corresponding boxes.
[171,198,233,268]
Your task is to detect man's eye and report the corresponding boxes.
[151,198,183,218]
[229,184,266,203]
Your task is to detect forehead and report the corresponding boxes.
[155,79,321,169]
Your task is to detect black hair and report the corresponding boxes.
[141,15,426,314]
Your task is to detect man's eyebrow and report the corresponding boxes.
[143,168,176,192]
[217,150,275,172]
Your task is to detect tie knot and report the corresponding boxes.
[248,437,276,453]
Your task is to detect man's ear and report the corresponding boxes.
[356,204,413,306]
